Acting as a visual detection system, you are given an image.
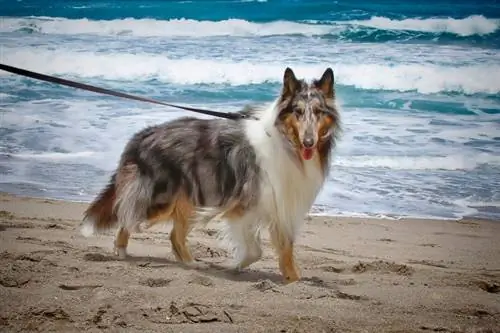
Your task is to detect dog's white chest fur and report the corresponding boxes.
[244,111,325,239]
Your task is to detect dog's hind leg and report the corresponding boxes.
[113,163,152,259]
[269,223,300,284]
[170,193,195,264]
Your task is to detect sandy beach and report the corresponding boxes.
[0,192,499,332]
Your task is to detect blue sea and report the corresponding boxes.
[1,0,499,220]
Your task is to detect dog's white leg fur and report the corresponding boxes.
[114,247,128,259]
[113,226,130,259]
[219,213,263,270]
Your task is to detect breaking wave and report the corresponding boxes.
[334,154,500,171]
[1,15,498,38]
[346,15,499,37]
[2,49,500,95]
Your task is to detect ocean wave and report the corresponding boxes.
[0,92,15,99]
[459,200,500,208]
[11,151,98,160]
[347,15,500,37]
[2,49,500,95]
[1,15,498,38]
[334,154,500,171]
[0,16,337,37]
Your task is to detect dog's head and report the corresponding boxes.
[275,67,340,161]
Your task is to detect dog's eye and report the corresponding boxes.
[315,107,328,115]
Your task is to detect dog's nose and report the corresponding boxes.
[303,137,315,148]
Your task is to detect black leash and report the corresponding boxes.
[0,63,249,120]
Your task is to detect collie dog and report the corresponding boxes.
[80,67,341,283]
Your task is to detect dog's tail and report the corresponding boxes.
[80,174,117,237]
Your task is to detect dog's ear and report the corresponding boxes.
[315,68,334,99]
[282,67,299,98]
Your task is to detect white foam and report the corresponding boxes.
[0,93,14,99]
[464,200,500,208]
[348,15,500,37]
[13,151,97,160]
[2,48,500,94]
[309,210,402,220]
[0,16,336,37]
[337,63,500,94]
[1,15,497,37]
[334,154,500,171]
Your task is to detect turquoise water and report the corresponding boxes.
[1,0,499,220]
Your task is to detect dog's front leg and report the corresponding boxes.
[114,226,130,259]
[269,224,300,284]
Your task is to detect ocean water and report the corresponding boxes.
[1,0,499,221]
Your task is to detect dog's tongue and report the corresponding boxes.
[302,148,314,160]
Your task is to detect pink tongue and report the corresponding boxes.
[302,148,314,160]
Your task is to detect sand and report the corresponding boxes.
[0,192,499,333]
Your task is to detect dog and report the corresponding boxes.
[80,67,341,283]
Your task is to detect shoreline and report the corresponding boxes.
[1,190,496,224]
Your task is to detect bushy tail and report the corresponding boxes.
[80,174,117,237]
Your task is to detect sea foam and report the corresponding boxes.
[334,154,500,171]
[2,49,500,95]
[1,15,498,37]
[348,15,500,36]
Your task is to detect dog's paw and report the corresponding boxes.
[114,247,128,259]
[213,260,247,275]
[182,260,206,270]
[283,273,301,284]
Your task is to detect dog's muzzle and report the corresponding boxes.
[301,136,316,160]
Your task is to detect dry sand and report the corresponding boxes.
[0,192,499,332]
